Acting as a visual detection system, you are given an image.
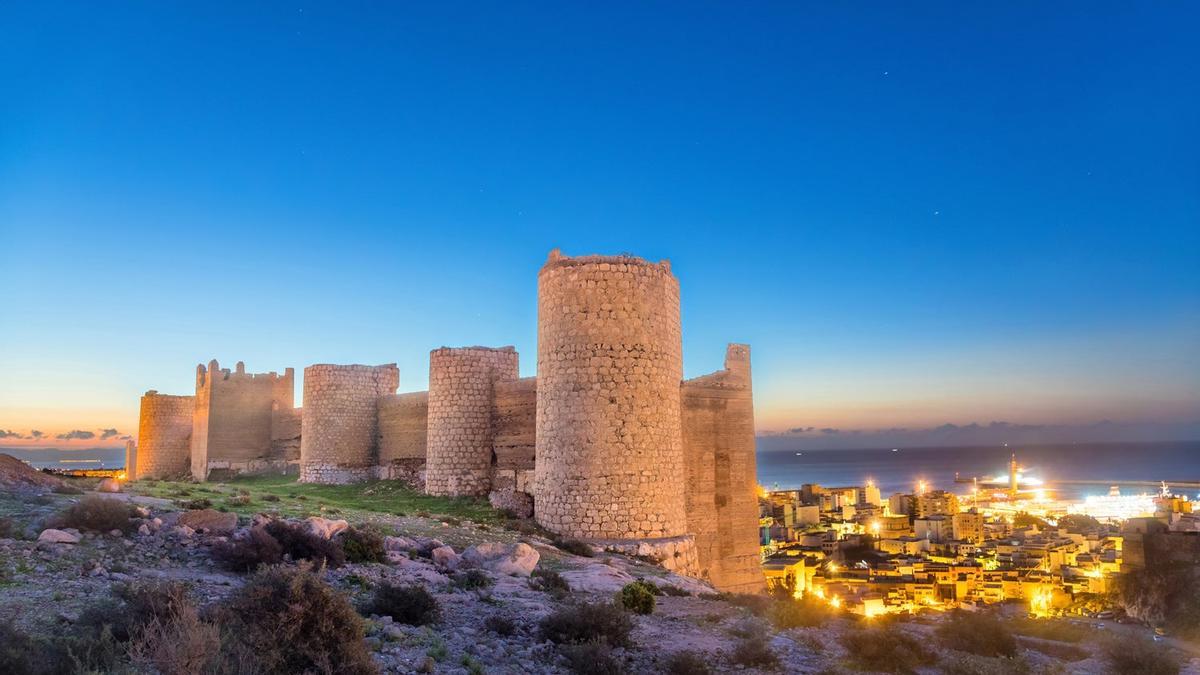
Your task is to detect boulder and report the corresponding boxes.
[96,477,122,493]
[559,563,636,593]
[177,509,238,535]
[37,529,81,545]
[384,535,417,552]
[461,542,539,576]
[488,490,534,519]
[304,517,349,540]
[430,545,460,570]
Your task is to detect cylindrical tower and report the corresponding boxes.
[425,346,519,496]
[299,364,398,484]
[135,391,195,479]
[535,249,688,540]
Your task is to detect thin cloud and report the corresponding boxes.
[30,430,44,439]
[0,429,24,439]
[56,430,96,440]
[99,428,120,440]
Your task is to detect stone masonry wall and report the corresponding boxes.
[299,364,399,484]
[191,359,294,480]
[426,347,519,497]
[682,344,766,593]
[136,391,194,479]
[492,376,537,472]
[534,250,689,543]
[377,391,429,487]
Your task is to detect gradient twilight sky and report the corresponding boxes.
[1,3,1198,448]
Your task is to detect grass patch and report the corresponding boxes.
[130,474,497,522]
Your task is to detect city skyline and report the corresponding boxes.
[2,4,1198,448]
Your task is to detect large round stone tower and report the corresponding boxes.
[135,391,195,479]
[299,364,399,484]
[425,346,519,497]
[534,250,692,555]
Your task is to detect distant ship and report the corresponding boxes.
[892,448,899,452]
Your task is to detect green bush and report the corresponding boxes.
[340,526,387,564]
[52,495,137,533]
[618,581,656,615]
[363,582,441,626]
[217,565,378,674]
[936,611,1018,657]
[540,601,634,647]
[839,625,938,674]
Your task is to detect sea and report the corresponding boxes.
[5,447,126,471]
[757,441,1200,500]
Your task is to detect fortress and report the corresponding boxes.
[127,250,764,592]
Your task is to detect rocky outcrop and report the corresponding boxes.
[37,529,81,545]
[0,454,64,490]
[177,509,238,535]
[461,542,539,576]
[305,516,349,540]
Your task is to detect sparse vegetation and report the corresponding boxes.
[264,519,346,568]
[771,594,835,628]
[935,610,1018,657]
[363,582,442,626]
[540,601,634,647]
[484,614,518,636]
[556,538,596,557]
[530,568,572,597]
[212,526,284,572]
[451,568,494,591]
[730,634,779,669]
[664,649,714,674]
[217,565,378,674]
[0,517,14,539]
[618,580,656,615]
[51,495,137,533]
[340,525,387,563]
[839,624,938,674]
[560,641,626,675]
[1101,634,1180,675]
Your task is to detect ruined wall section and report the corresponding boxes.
[425,347,519,497]
[377,391,429,486]
[535,250,692,569]
[136,391,194,479]
[191,360,295,480]
[491,376,537,493]
[271,405,302,462]
[299,364,398,484]
[682,344,766,593]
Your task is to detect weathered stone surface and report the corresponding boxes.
[37,529,80,545]
[299,364,398,484]
[177,509,237,535]
[136,391,193,479]
[384,535,417,552]
[488,489,533,519]
[430,545,460,569]
[461,542,539,576]
[190,360,295,481]
[96,477,122,493]
[304,516,349,540]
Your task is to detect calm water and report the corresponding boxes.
[5,447,126,471]
[757,441,1200,499]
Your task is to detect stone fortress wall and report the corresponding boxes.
[190,359,296,480]
[131,249,764,592]
[299,364,399,484]
[135,392,195,479]
[425,347,520,497]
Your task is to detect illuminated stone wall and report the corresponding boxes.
[299,363,398,483]
[534,250,689,544]
[135,391,194,479]
[190,359,295,480]
[426,346,519,496]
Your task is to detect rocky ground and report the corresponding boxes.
[1,466,1197,674]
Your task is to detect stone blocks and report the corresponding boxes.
[299,363,398,484]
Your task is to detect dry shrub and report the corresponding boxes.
[1102,634,1180,675]
[539,601,634,647]
[772,595,835,629]
[128,602,221,675]
[216,564,378,675]
[52,495,137,533]
[664,649,714,674]
[730,634,779,669]
[264,519,345,568]
[560,641,625,675]
[936,610,1018,657]
[484,614,517,636]
[451,568,494,591]
[939,653,1033,675]
[530,568,571,598]
[362,582,441,626]
[212,526,284,572]
[556,538,596,557]
[0,517,15,539]
[340,526,386,564]
[839,624,938,674]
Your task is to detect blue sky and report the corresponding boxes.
[1,3,1197,446]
